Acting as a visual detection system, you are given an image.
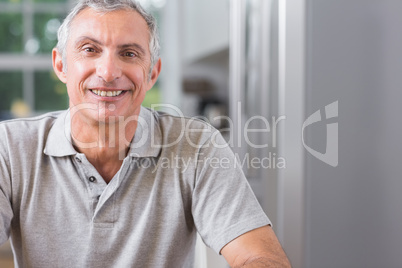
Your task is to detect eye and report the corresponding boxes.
[84,47,95,53]
[123,51,136,58]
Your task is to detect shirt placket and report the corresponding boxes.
[73,153,113,227]
[72,154,133,228]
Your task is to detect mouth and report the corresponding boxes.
[90,89,125,97]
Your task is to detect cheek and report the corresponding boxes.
[128,64,149,85]
[66,59,95,87]
[74,61,94,77]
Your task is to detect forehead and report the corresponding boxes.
[68,8,150,50]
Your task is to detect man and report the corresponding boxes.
[0,0,291,267]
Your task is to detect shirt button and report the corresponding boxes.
[75,157,82,163]
[88,176,96,182]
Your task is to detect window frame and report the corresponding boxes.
[0,0,74,113]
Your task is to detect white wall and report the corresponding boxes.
[305,0,402,267]
[183,0,229,62]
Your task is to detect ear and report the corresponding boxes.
[52,48,67,84]
[147,58,162,91]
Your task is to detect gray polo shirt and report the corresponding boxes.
[0,107,270,268]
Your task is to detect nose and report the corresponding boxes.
[96,53,122,83]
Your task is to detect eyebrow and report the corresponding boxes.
[74,36,147,55]
[75,36,101,47]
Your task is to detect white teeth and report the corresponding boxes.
[91,90,124,97]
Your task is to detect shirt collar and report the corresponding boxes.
[44,106,162,158]
[44,109,76,157]
[128,106,162,158]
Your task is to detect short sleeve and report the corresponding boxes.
[191,131,271,254]
[0,127,13,245]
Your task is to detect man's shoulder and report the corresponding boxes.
[148,108,218,145]
[0,111,62,129]
[0,111,65,143]
[153,109,214,129]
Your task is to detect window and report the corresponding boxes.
[0,0,71,120]
[0,0,164,121]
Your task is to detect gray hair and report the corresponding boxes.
[56,0,160,78]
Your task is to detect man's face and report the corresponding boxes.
[53,8,160,125]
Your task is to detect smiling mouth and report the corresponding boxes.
[90,89,124,97]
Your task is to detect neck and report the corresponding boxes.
[70,112,138,183]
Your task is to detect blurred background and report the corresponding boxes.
[1,0,402,267]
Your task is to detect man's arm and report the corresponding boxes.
[220,225,291,268]
[0,137,13,246]
[0,180,13,246]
